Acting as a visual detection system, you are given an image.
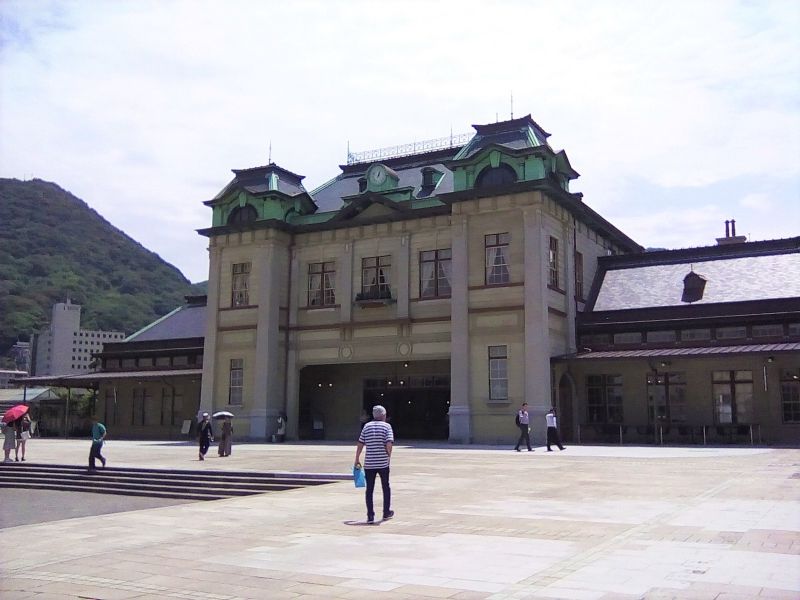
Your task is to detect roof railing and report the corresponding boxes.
[346,132,473,165]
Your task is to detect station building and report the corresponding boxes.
[197,115,642,443]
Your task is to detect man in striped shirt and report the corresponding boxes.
[355,405,394,523]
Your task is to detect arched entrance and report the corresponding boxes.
[557,373,575,442]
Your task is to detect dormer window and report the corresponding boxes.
[227,204,258,226]
[681,271,707,303]
[475,163,517,189]
[421,167,442,189]
[358,177,367,193]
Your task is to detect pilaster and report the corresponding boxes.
[397,234,410,320]
[564,220,577,354]
[523,207,552,442]
[339,241,354,323]
[449,215,471,442]
[286,248,300,439]
[199,243,221,416]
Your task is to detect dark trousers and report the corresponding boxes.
[199,438,210,456]
[89,441,105,469]
[515,424,532,450]
[365,467,391,519]
[547,426,564,450]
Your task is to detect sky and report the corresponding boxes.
[1,0,798,283]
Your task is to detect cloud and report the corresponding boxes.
[739,193,773,211]
[1,0,799,281]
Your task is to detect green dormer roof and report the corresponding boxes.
[453,114,550,161]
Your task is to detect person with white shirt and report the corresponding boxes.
[545,407,565,451]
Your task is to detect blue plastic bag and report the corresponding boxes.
[353,464,366,488]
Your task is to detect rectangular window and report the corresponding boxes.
[172,355,189,367]
[419,249,452,298]
[548,236,559,288]
[132,388,145,426]
[121,358,136,369]
[308,261,336,306]
[155,356,171,367]
[231,262,251,307]
[229,359,244,405]
[712,370,753,424]
[485,233,510,285]
[138,357,154,367]
[613,332,642,345]
[781,368,800,423]
[586,374,623,423]
[488,345,508,400]
[789,323,800,336]
[361,255,392,298]
[716,326,746,340]
[647,372,687,424]
[681,328,711,341]
[574,251,584,300]
[105,358,120,370]
[752,324,783,338]
[646,330,677,343]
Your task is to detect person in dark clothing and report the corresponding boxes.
[514,402,533,452]
[198,412,214,461]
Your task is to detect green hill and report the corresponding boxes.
[0,178,201,355]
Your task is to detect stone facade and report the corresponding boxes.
[198,116,640,443]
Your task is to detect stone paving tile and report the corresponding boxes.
[2,441,799,600]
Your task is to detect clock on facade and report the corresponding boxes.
[369,166,387,185]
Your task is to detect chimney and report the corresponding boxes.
[716,218,747,246]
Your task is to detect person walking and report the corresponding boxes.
[198,412,214,461]
[218,417,232,457]
[545,407,566,451]
[2,421,16,462]
[14,414,32,461]
[354,405,394,524]
[88,416,107,471]
[514,402,533,452]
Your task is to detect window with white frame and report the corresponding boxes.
[231,262,251,307]
[420,249,452,298]
[361,255,391,298]
[485,233,510,285]
[229,359,244,405]
[586,374,623,423]
[488,345,508,400]
[548,236,560,288]
[308,261,336,306]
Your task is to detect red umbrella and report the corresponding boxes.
[2,404,29,424]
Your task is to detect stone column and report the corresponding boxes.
[199,243,222,416]
[523,207,552,443]
[449,215,471,442]
[253,241,282,440]
[396,234,410,320]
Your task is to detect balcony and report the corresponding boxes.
[354,287,395,308]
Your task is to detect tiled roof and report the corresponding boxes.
[593,252,800,311]
[126,303,207,342]
[557,342,800,360]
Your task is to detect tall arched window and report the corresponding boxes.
[475,163,517,189]
[227,204,258,226]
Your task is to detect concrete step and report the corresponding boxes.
[0,462,348,501]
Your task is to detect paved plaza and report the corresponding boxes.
[1,439,799,599]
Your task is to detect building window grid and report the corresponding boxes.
[780,369,800,423]
[548,236,559,288]
[361,255,392,297]
[229,358,244,405]
[712,370,753,424]
[488,345,508,400]
[231,262,251,307]
[485,233,510,286]
[419,249,452,298]
[308,261,336,306]
[586,375,624,424]
[647,372,687,424]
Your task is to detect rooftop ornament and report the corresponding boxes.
[347,132,473,165]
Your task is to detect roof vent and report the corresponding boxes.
[681,270,707,303]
